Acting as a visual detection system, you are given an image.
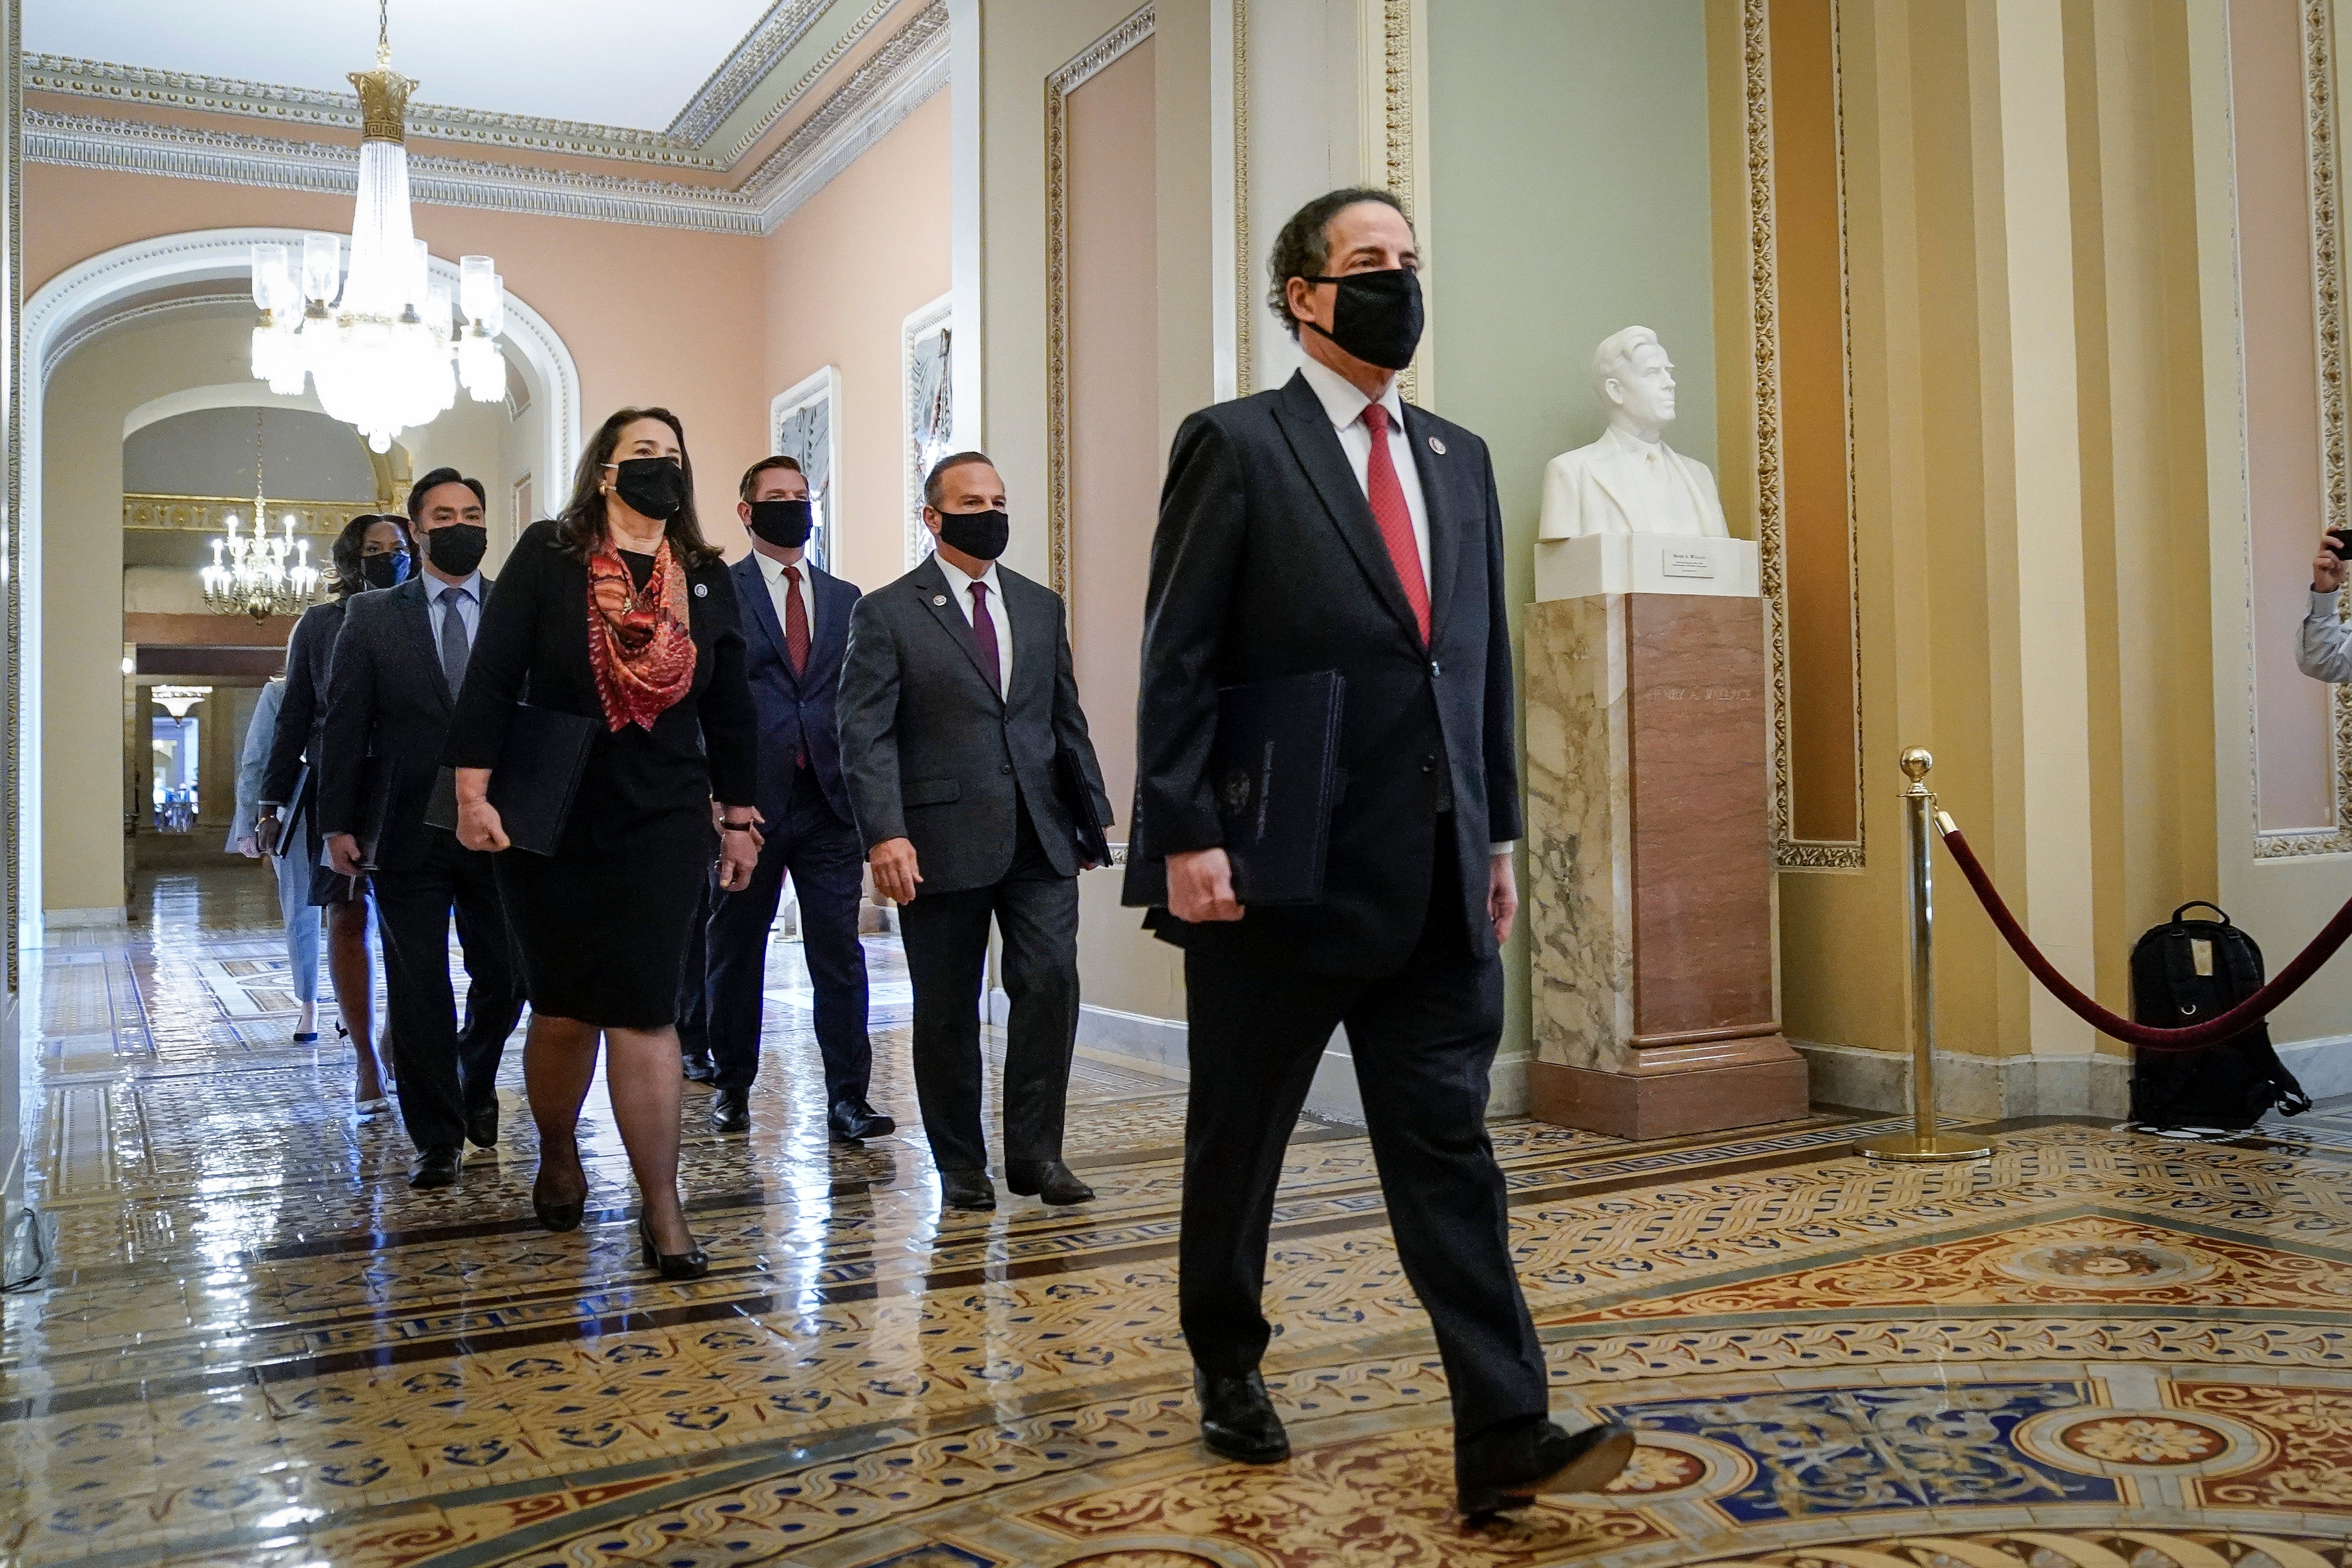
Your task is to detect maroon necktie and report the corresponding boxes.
[968,581,1002,693]
[782,564,811,768]
[1360,402,1431,644]
[782,564,810,677]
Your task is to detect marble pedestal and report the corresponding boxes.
[1523,533,1808,1139]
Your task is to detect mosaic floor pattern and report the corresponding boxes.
[6,864,2351,1565]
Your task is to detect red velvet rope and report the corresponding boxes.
[1939,824,2352,1051]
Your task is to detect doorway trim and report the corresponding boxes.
[19,227,583,921]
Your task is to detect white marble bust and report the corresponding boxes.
[1538,326,1729,540]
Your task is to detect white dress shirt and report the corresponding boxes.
[932,551,1012,698]
[424,569,484,646]
[1296,358,1511,858]
[1297,355,1432,588]
[2301,589,2352,682]
[756,549,818,649]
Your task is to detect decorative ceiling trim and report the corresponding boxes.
[23,3,948,239]
[25,109,764,234]
[749,1,948,229]
[668,0,832,142]
[24,53,716,169]
[718,0,903,166]
[43,289,247,378]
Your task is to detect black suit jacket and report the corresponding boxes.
[1123,370,1520,976]
[262,595,345,823]
[836,554,1112,896]
[318,574,487,872]
[734,551,860,828]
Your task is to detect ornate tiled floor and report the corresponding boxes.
[7,866,2352,1566]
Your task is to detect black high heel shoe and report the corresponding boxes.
[532,1158,587,1233]
[638,1211,708,1280]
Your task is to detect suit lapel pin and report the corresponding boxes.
[933,594,948,606]
[693,582,708,597]
[1428,436,1447,455]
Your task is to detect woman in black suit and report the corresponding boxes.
[448,408,761,1279]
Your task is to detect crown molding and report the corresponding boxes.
[748,0,947,228]
[23,0,915,177]
[24,53,719,169]
[25,5,949,240]
[25,110,763,234]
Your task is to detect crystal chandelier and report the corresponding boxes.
[247,0,507,452]
[199,414,325,622]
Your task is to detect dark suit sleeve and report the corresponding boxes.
[1479,448,1523,843]
[697,566,760,807]
[834,593,905,849]
[317,602,375,839]
[444,538,544,769]
[1134,410,1247,856]
[1050,594,1114,827]
[263,608,321,805]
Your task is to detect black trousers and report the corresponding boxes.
[701,766,872,1101]
[1177,827,1546,1441]
[372,833,524,1153]
[894,802,1079,1174]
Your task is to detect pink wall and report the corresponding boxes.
[758,91,954,593]
[2231,0,2335,833]
[1065,42,1161,820]
[27,161,770,531]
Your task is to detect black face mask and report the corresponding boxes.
[359,552,407,591]
[610,457,687,521]
[935,507,1009,561]
[747,497,814,549]
[422,523,488,578]
[1299,267,1424,371]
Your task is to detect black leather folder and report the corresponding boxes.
[423,703,598,857]
[1131,670,1346,907]
[1053,747,1111,867]
[271,764,309,860]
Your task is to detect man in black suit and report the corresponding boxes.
[836,452,1112,1213]
[690,455,891,1141]
[320,469,524,1187]
[1126,189,1633,1517]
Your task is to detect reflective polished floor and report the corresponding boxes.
[7,865,2352,1566]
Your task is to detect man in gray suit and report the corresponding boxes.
[837,452,1112,1213]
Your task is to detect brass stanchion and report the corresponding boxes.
[1854,748,1993,1163]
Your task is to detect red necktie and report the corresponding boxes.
[1360,403,1430,645]
[969,581,1002,693]
[782,564,810,677]
[783,564,810,768]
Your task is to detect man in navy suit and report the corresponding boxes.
[696,456,890,1141]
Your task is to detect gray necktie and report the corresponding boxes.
[438,584,473,698]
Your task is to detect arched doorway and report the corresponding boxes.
[19,228,583,924]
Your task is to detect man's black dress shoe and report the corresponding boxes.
[1005,1158,1095,1205]
[466,1105,497,1151]
[409,1147,462,1188]
[709,1088,750,1134]
[681,1050,717,1085]
[938,1168,996,1210]
[1195,1368,1289,1464]
[828,1097,895,1142]
[1454,1416,1636,1519]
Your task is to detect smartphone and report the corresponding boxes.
[2329,527,2352,561]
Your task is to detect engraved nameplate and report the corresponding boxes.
[1662,547,1716,580]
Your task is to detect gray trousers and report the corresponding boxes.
[893,805,1079,1173]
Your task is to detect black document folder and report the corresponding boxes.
[1053,747,1111,867]
[271,764,309,861]
[1132,670,1345,907]
[423,703,598,857]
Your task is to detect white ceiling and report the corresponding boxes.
[26,0,776,130]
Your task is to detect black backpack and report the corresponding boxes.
[2127,901,2311,1132]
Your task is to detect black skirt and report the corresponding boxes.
[495,807,714,1028]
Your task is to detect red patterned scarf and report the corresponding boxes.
[586,539,696,732]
